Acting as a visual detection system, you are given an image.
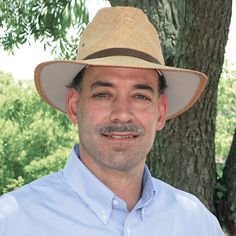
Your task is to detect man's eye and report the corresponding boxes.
[93,92,110,98]
[135,94,150,101]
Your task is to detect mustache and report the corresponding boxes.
[99,124,144,135]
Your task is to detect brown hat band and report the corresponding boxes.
[83,48,162,64]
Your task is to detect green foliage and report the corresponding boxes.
[0,71,77,194]
[215,61,236,164]
[0,0,89,195]
[23,148,69,182]
[0,0,89,59]
[2,176,25,194]
[215,181,227,200]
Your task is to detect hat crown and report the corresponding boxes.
[34,6,207,120]
[77,6,165,65]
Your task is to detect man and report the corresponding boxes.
[0,6,224,235]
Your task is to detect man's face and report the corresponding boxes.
[67,66,167,173]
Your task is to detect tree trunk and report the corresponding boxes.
[222,129,236,235]
[109,0,232,215]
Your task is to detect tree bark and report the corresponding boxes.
[109,0,232,214]
[222,129,236,235]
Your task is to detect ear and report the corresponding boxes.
[156,94,167,131]
[66,89,79,125]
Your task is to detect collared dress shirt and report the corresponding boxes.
[0,145,224,235]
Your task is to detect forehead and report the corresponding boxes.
[82,66,159,88]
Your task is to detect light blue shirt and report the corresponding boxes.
[0,145,224,235]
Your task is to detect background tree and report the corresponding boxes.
[0,0,89,59]
[222,129,236,236]
[217,63,236,235]
[0,0,235,234]
[0,72,76,194]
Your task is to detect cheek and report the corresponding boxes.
[135,104,158,124]
[78,102,109,126]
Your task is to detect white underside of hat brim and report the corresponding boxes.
[34,56,207,120]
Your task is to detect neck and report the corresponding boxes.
[80,153,145,211]
[98,166,144,211]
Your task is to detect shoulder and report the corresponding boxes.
[152,177,208,209]
[151,178,223,234]
[0,171,66,224]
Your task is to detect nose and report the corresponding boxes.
[110,97,133,123]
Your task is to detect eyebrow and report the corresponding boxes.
[134,84,154,93]
[90,81,113,89]
[90,80,154,93]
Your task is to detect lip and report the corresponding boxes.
[101,133,138,140]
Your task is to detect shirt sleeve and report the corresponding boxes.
[0,194,28,236]
[213,216,225,236]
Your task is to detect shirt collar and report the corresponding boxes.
[62,145,114,224]
[141,165,156,204]
[62,145,156,222]
[134,165,156,214]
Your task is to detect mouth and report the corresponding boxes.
[101,133,138,140]
[98,124,143,142]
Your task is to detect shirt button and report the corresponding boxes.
[127,226,131,235]
[141,207,145,218]
[101,210,107,222]
[112,199,118,206]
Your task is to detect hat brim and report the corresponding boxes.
[34,56,207,120]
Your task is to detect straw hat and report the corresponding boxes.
[34,6,207,119]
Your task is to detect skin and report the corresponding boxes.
[67,66,167,211]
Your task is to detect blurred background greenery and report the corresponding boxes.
[0,71,77,194]
[215,61,236,180]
